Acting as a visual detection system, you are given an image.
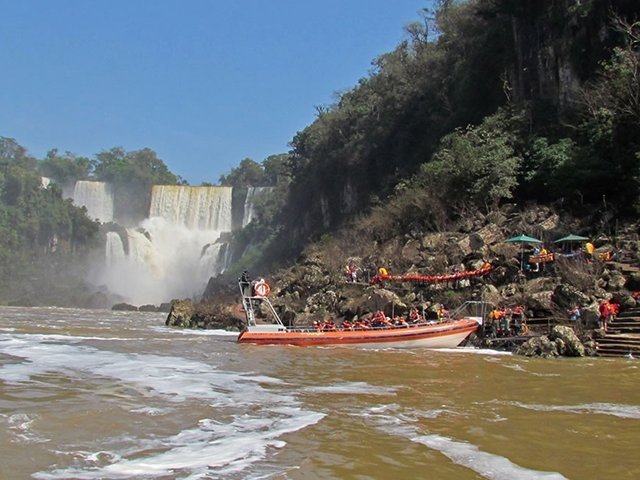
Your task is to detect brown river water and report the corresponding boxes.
[1,306,639,479]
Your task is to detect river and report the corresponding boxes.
[1,306,639,479]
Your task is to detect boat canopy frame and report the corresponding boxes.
[238,280,284,327]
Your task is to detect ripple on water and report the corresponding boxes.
[0,331,325,479]
[509,401,640,419]
[359,405,568,480]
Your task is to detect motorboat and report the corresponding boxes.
[236,279,483,347]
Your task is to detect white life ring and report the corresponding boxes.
[254,281,270,297]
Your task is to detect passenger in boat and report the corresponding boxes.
[341,320,353,330]
[394,316,408,327]
[437,304,449,323]
[408,306,422,323]
[372,310,392,328]
[353,319,368,330]
[378,267,389,277]
[322,320,337,331]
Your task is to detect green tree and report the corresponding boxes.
[219,158,265,187]
[418,110,522,210]
[39,149,92,186]
[93,147,180,222]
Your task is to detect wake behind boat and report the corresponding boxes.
[236,278,483,347]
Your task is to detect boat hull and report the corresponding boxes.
[237,319,478,348]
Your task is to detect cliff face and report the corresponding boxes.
[279,0,639,254]
[507,0,635,111]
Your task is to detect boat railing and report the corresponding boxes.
[239,280,284,328]
[450,301,491,325]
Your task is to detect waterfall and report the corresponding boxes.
[200,242,232,277]
[98,185,236,305]
[242,186,272,227]
[149,185,233,231]
[105,232,125,267]
[70,181,114,223]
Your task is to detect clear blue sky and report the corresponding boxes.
[0,1,430,185]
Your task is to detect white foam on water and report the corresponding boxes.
[151,325,239,337]
[129,406,169,416]
[511,401,640,419]
[5,413,48,444]
[1,332,324,479]
[36,409,324,479]
[0,334,248,400]
[410,433,567,480]
[303,381,397,396]
[362,406,567,480]
[433,347,513,356]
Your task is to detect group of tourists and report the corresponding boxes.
[311,305,447,332]
[524,239,613,273]
[485,305,527,337]
[567,300,619,332]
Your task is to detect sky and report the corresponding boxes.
[0,1,431,185]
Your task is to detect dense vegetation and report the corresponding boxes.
[2,0,640,305]
[0,138,182,305]
[234,0,640,272]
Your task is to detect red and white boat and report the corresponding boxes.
[236,279,483,348]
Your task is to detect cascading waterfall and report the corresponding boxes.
[70,180,115,223]
[242,186,272,227]
[105,232,126,267]
[149,185,233,231]
[98,186,236,305]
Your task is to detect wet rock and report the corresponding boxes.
[112,303,138,311]
[165,299,195,327]
[139,304,159,312]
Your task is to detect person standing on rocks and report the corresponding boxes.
[599,300,610,332]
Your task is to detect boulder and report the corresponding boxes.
[516,335,559,358]
[552,284,591,310]
[526,291,554,313]
[401,239,423,264]
[305,290,339,314]
[165,299,195,327]
[139,304,159,312]
[112,303,138,311]
[548,325,585,356]
[353,287,407,317]
[607,272,627,290]
[516,326,586,357]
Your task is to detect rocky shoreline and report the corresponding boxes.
[165,205,640,358]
